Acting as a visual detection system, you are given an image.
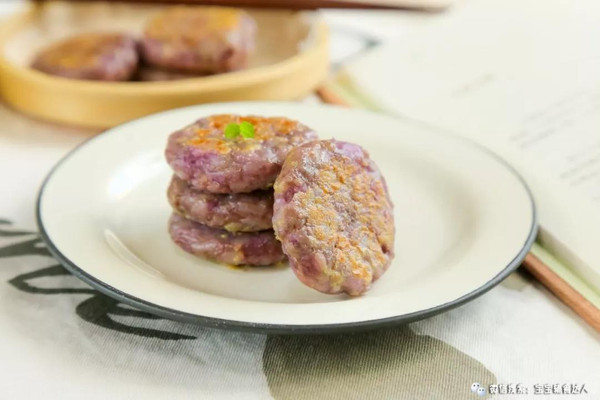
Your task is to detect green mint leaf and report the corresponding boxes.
[224,123,240,139]
[239,121,255,138]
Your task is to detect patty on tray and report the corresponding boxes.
[31,33,139,81]
[141,6,256,74]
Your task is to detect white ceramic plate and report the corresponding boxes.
[37,102,537,334]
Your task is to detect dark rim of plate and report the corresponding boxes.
[35,102,538,335]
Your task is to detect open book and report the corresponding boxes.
[330,0,600,298]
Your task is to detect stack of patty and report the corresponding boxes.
[165,114,318,266]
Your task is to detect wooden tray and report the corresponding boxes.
[0,1,329,128]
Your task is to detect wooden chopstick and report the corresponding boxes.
[522,253,600,333]
[32,0,448,11]
[316,84,600,334]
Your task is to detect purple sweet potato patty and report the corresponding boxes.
[167,175,273,232]
[31,33,138,81]
[141,6,256,73]
[165,114,318,193]
[273,139,395,296]
[168,213,285,266]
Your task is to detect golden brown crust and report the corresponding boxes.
[165,114,318,193]
[184,115,308,154]
[273,140,395,295]
[34,33,130,68]
[145,7,243,43]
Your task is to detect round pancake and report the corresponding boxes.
[165,114,318,193]
[273,139,395,296]
[141,6,256,73]
[167,175,273,232]
[168,213,285,266]
[31,33,138,81]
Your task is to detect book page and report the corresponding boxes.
[341,0,600,290]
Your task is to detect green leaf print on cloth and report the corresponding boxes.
[263,326,496,399]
